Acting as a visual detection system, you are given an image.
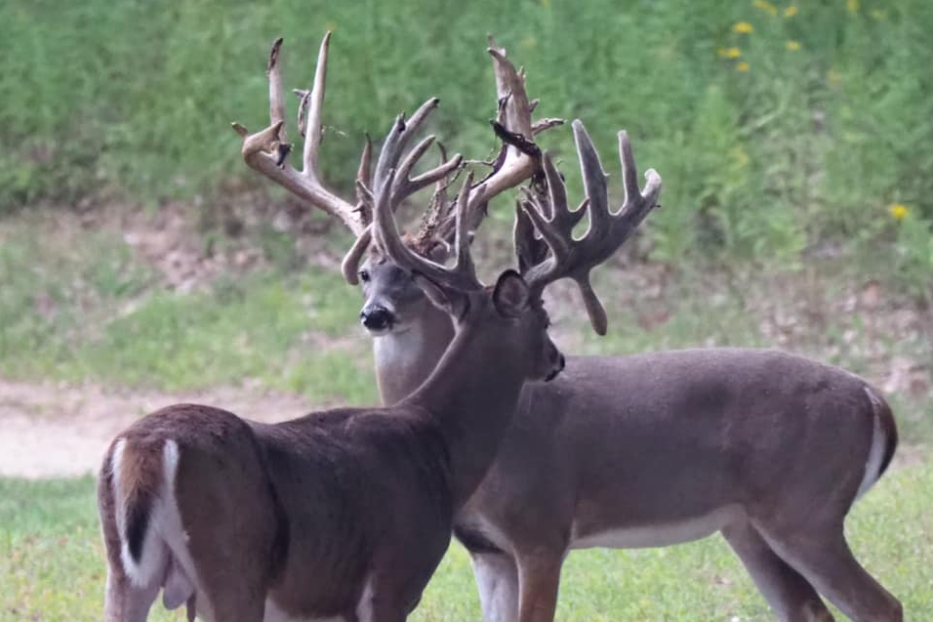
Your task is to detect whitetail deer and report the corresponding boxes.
[236,34,901,622]
[97,40,659,617]
[97,88,599,620]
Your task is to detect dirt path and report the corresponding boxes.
[0,378,316,479]
[1,377,926,480]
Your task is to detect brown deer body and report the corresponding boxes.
[98,275,559,622]
[237,34,901,622]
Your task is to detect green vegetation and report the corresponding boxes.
[0,214,376,405]
[2,0,932,292]
[3,460,932,621]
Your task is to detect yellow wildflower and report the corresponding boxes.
[870,9,887,20]
[733,21,755,34]
[737,62,750,72]
[786,40,802,51]
[753,0,779,16]
[718,47,743,59]
[784,5,798,17]
[731,146,750,168]
[889,204,909,220]
[847,0,859,14]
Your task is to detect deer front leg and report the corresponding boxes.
[516,552,564,622]
[471,552,519,622]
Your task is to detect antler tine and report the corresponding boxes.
[371,99,463,215]
[520,119,662,335]
[620,130,662,216]
[463,42,539,222]
[341,225,373,285]
[232,33,367,238]
[432,40,564,245]
[302,32,330,180]
[354,134,374,215]
[373,167,483,293]
[268,38,287,138]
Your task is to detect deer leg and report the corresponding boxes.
[722,520,834,622]
[103,570,160,622]
[201,586,264,622]
[516,552,564,622]
[471,552,519,622]
[756,523,902,622]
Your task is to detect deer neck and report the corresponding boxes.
[402,320,526,508]
[373,301,455,406]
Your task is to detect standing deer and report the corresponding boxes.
[98,50,658,619]
[237,34,901,622]
[98,96,577,621]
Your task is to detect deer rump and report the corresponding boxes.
[99,404,453,619]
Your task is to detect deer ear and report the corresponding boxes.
[493,270,530,318]
[413,273,469,319]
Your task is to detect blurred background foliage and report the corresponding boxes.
[1,0,932,291]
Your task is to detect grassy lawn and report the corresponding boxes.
[1,460,931,621]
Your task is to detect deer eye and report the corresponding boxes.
[359,269,370,283]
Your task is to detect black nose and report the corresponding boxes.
[360,305,393,330]
[545,353,566,382]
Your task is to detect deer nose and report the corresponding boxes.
[545,353,566,382]
[360,305,393,331]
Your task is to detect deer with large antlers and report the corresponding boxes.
[236,34,901,622]
[97,84,649,619]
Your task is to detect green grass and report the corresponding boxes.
[2,459,931,621]
[0,215,377,405]
[2,0,933,290]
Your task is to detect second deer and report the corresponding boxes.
[237,34,902,622]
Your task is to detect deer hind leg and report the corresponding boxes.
[471,552,519,622]
[516,551,564,622]
[722,520,834,622]
[103,569,160,622]
[756,523,902,622]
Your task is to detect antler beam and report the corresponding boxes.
[232,34,367,236]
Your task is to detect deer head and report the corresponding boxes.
[233,33,563,340]
[368,116,566,384]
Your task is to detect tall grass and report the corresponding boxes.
[1,0,932,279]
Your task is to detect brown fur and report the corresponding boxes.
[98,283,562,621]
[373,292,904,622]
